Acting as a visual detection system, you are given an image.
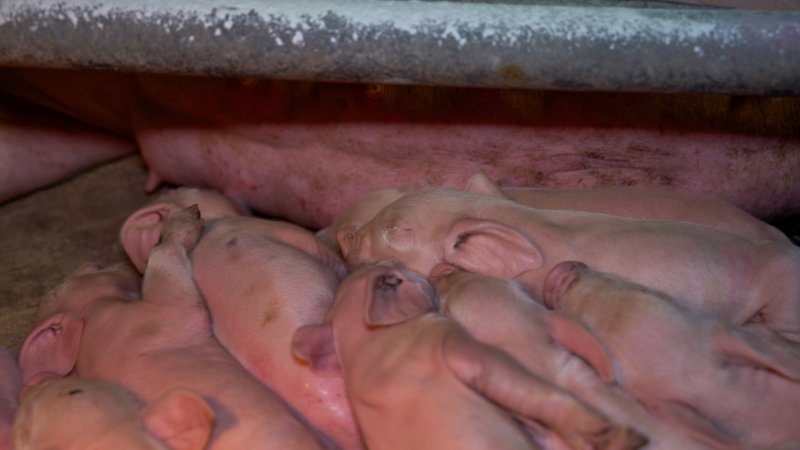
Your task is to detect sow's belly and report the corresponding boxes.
[2,68,798,228]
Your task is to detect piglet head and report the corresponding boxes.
[20,262,140,385]
[318,187,406,254]
[14,377,214,450]
[37,261,141,321]
[292,261,436,376]
[342,187,477,275]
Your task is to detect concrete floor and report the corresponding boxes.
[0,155,149,352]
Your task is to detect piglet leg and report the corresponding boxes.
[141,204,205,307]
[441,329,646,450]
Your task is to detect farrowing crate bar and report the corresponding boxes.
[0,0,799,95]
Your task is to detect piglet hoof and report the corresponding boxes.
[543,261,587,310]
[158,204,204,251]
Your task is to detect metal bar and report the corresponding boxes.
[0,0,798,94]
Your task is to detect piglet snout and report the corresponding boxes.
[543,261,587,310]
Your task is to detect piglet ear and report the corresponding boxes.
[19,313,84,385]
[464,170,506,198]
[444,218,543,279]
[291,324,341,377]
[141,389,215,450]
[119,202,182,273]
[365,271,434,327]
[714,325,800,382]
[547,314,617,384]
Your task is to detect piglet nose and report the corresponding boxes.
[336,230,354,259]
[341,230,370,268]
[542,261,587,309]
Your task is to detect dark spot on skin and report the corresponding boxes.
[68,389,84,395]
[261,303,279,328]
[134,322,161,337]
[584,150,604,160]
[530,171,546,185]
[227,237,237,247]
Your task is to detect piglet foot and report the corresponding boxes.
[143,204,206,306]
[543,261,587,309]
[158,204,203,252]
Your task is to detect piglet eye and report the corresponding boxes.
[375,274,403,292]
[453,233,470,249]
[67,389,84,396]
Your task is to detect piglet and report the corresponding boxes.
[121,188,359,449]
[292,261,642,450]
[19,206,326,449]
[343,186,800,343]
[543,261,800,450]
[432,267,718,450]
[465,171,788,244]
[13,375,213,450]
[316,187,408,254]
[320,169,786,259]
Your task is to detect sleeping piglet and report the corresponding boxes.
[465,171,788,244]
[292,261,645,450]
[431,268,719,450]
[320,169,786,257]
[342,186,800,342]
[543,261,800,450]
[19,206,326,449]
[121,188,359,450]
[13,376,214,450]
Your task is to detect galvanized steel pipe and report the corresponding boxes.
[0,0,799,94]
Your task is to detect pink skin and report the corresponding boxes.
[2,68,799,228]
[542,261,800,449]
[0,114,135,204]
[316,187,408,254]
[466,171,788,244]
[0,348,21,450]
[13,376,214,450]
[343,186,800,342]
[325,171,787,261]
[120,188,360,450]
[431,268,717,450]
[19,208,326,450]
[292,262,646,450]
[119,187,250,273]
